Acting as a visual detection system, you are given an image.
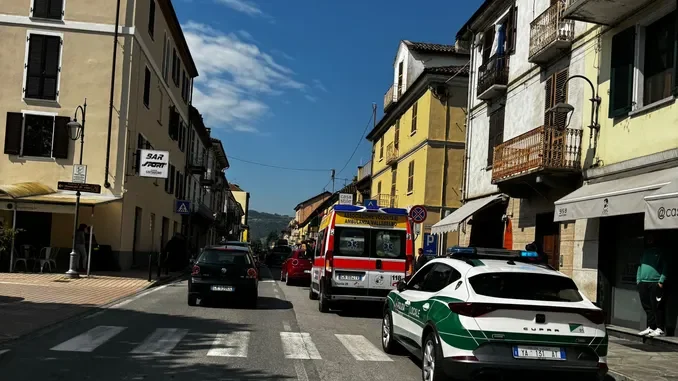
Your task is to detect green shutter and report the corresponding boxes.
[609,27,636,119]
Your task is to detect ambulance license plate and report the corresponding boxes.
[338,274,362,281]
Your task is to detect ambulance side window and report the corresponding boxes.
[315,230,325,258]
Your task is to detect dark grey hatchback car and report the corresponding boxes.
[188,246,259,308]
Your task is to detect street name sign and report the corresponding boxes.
[57,181,101,194]
[139,149,169,179]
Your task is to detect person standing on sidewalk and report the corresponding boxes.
[637,232,669,337]
[75,224,88,271]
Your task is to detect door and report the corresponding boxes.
[311,229,326,291]
[332,227,371,290]
[535,212,560,269]
[161,217,170,250]
[132,207,143,265]
[368,229,407,295]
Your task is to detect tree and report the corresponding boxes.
[266,231,279,246]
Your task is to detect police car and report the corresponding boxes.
[381,246,608,381]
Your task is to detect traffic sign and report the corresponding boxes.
[175,200,191,215]
[72,165,87,183]
[57,181,101,194]
[338,193,354,205]
[364,199,378,209]
[409,205,427,223]
[423,233,438,255]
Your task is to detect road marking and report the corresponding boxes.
[207,331,250,357]
[294,361,309,381]
[280,332,322,360]
[0,349,10,357]
[335,334,392,361]
[282,321,291,331]
[131,328,188,354]
[51,326,126,352]
[110,284,169,309]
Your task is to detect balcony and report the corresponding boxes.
[384,84,399,111]
[376,194,398,208]
[491,125,582,198]
[563,0,652,25]
[385,143,399,165]
[477,55,509,101]
[357,160,372,181]
[529,1,574,64]
[188,156,206,174]
[201,168,215,186]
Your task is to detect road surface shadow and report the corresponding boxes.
[0,299,295,380]
[199,296,293,311]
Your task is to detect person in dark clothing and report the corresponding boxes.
[163,233,187,271]
[414,248,431,273]
[637,232,669,337]
[76,224,88,271]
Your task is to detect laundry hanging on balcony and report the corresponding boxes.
[489,23,506,71]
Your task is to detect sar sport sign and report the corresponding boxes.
[139,149,169,179]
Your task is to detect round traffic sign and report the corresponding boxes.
[409,205,427,223]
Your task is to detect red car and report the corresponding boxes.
[280,249,313,285]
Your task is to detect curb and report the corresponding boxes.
[0,271,187,350]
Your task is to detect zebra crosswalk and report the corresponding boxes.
[48,326,393,362]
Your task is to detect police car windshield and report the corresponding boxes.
[469,272,583,302]
[198,249,251,266]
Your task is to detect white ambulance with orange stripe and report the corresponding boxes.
[308,204,415,312]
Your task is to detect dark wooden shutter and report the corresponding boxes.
[52,116,70,159]
[164,167,170,192]
[25,35,45,99]
[32,0,49,18]
[545,68,569,128]
[169,165,175,194]
[505,5,517,54]
[609,27,636,118]
[42,35,61,100]
[168,107,179,140]
[148,0,155,38]
[4,112,23,155]
[49,0,64,19]
[488,107,505,167]
[143,67,151,107]
[482,27,495,65]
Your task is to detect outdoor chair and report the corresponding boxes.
[34,247,59,273]
[12,247,28,272]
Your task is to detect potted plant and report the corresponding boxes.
[0,228,23,272]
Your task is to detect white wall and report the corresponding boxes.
[464,0,589,200]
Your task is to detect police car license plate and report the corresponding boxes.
[211,285,234,292]
[513,346,565,360]
[338,274,362,281]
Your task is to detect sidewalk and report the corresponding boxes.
[0,270,183,343]
[608,336,678,381]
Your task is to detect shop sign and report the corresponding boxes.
[139,149,169,179]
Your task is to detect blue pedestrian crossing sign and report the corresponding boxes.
[423,233,438,255]
[175,200,191,215]
[364,199,378,209]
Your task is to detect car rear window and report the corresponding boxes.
[335,228,368,258]
[272,247,291,255]
[373,230,406,259]
[198,249,251,266]
[468,272,583,302]
[296,250,312,260]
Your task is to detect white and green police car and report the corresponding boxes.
[381,246,608,381]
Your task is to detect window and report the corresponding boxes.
[407,160,414,193]
[24,33,62,101]
[373,230,405,259]
[175,58,182,88]
[171,48,179,86]
[469,272,584,302]
[379,137,384,159]
[545,68,569,129]
[408,263,435,290]
[162,35,171,82]
[4,112,69,158]
[181,70,189,103]
[135,133,153,173]
[609,27,635,118]
[377,181,382,195]
[175,171,183,199]
[394,119,400,149]
[166,165,175,194]
[422,264,456,293]
[390,167,397,197]
[487,107,505,167]
[411,102,418,133]
[168,106,179,140]
[148,0,155,39]
[505,5,518,54]
[178,121,186,152]
[644,12,675,105]
[31,0,64,20]
[198,249,252,266]
[397,61,404,97]
[335,228,368,258]
[143,67,151,108]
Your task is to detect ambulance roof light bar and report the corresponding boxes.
[332,204,408,216]
[446,246,551,267]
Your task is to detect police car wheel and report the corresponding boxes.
[381,309,399,353]
[422,333,444,381]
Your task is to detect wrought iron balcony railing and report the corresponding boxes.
[376,194,398,208]
[477,55,509,100]
[529,0,574,63]
[385,142,399,165]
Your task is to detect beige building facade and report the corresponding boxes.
[0,0,198,270]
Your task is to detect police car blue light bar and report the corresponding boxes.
[446,246,547,264]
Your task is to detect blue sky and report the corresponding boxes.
[175,0,483,216]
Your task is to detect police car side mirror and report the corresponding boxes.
[397,280,407,292]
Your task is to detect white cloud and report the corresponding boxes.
[305,95,318,103]
[271,49,295,61]
[312,79,327,92]
[215,0,265,17]
[183,21,306,133]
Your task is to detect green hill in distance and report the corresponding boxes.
[248,210,293,241]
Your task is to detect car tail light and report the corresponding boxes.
[449,302,498,317]
[191,265,200,276]
[598,362,608,372]
[247,268,257,279]
[292,259,299,266]
[325,250,333,273]
[450,355,478,362]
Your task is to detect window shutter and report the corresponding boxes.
[148,0,155,38]
[43,36,61,100]
[506,5,517,54]
[25,34,45,99]
[164,168,170,192]
[32,0,49,18]
[52,116,70,159]
[487,107,505,167]
[169,165,175,194]
[49,0,64,19]
[4,112,23,155]
[143,67,151,107]
[609,27,636,118]
[168,107,178,140]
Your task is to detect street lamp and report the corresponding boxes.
[552,74,601,132]
[65,99,87,279]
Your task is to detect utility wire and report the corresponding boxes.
[336,106,375,177]
[227,155,331,172]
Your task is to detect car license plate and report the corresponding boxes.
[338,274,362,281]
[211,285,234,292]
[304,270,311,274]
[513,346,565,360]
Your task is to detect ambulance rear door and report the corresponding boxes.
[366,228,407,298]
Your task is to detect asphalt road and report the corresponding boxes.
[0,266,422,381]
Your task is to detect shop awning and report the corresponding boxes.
[0,192,122,214]
[431,194,506,235]
[644,180,678,230]
[0,182,55,198]
[554,167,678,222]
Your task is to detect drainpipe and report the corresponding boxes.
[440,92,452,246]
[103,0,121,189]
[461,30,476,203]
